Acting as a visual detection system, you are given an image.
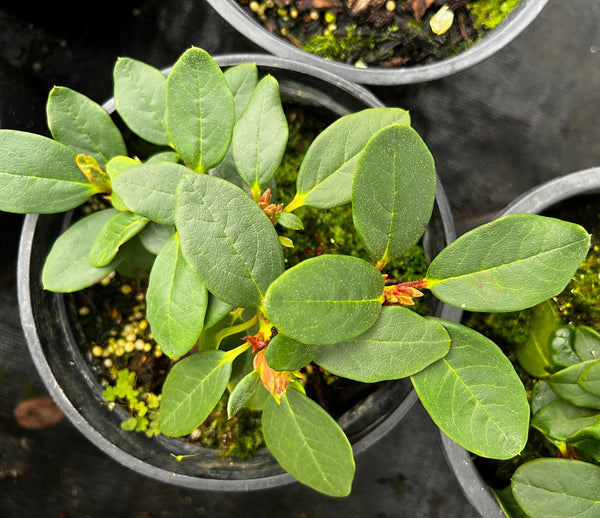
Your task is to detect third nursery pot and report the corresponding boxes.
[440,167,600,517]
[16,52,456,493]
[205,0,549,85]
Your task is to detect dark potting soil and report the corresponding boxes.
[468,193,600,489]
[235,0,519,68]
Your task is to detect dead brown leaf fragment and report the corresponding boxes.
[296,0,341,11]
[348,0,385,15]
[408,0,435,21]
[14,395,64,430]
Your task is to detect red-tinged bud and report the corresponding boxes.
[257,188,284,225]
[253,349,292,401]
[383,279,429,306]
[243,332,268,353]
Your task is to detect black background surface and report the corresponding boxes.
[0,1,598,516]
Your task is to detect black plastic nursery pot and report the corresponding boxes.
[205,0,548,86]
[439,167,600,517]
[18,53,457,491]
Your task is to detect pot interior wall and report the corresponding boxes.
[19,60,456,489]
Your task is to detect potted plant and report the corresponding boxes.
[204,0,549,85]
[6,47,589,497]
[441,167,600,517]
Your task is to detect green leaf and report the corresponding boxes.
[113,57,168,146]
[531,380,560,415]
[105,155,141,211]
[145,151,180,165]
[232,75,288,195]
[275,211,303,230]
[88,211,149,267]
[262,388,355,497]
[411,319,529,459]
[224,62,258,119]
[264,255,384,345]
[42,209,123,292]
[548,326,580,369]
[227,370,261,418]
[548,360,600,409]
[112,162,188,225]
[493,486,530,518]
[426,214,591,312]
[165,48,235,172]
[512,459,600,518]
[515,300,558,378]
[146,234,208,358]
[352,124,436,267]
[159,351,232,436]
[47,86,126,167]
[203,294,234,330]
[138,222,175,255]
[578,360,600,396]
[265,334,317,371]
[574,326,600,361]
[290,107,411,210]
[531,399,599,441]
[314,306,450,382]
[0,130,96,213]
[175,173,284,307]
[115,235,155,277]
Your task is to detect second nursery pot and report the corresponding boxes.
[205,0,548,85]
[440,167,600,517]
[18,53,457,491]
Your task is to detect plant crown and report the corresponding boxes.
[0,47,591,497]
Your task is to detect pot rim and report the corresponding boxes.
[17,52,457,491]
[439,166,600,516]
[205,0,549,85]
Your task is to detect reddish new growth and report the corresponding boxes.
[383,278,429,306]
[253,349,293,401]
[258,189,284,225]
[244,327,297,402]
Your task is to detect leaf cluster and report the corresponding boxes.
[0,47,591,497]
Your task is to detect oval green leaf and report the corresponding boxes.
[89,211,149,267]
[549,326,580,369]
[165,48,235,172]
[352,124,436,266]
[411,319,529,459]
[579,360,600,396]
[291,107,411,210]
[42,209,123,292]
[262,388,355,497]
[264,255,384,345]
[265,334,317,371]
[314,306,450,382]
[203,294,234,330]
[0,130,96,213]
[47,86,126,167]
[232,75,288,194]
[275,211,303,230]
[159,351,232,437]
[512,459,600,518]
[112,162,188,225]
[175,173,284,308]
[138,222,175,255]
[426,214,591,312]
[531,399,599,441]
[548,360,600,409]
[146,234,208,358]
[113,57,168,146]
[574,326,600,361]
[227,370,261,418]
[531,380,560,415]
[224,62,258,119]
[515,300,558,378]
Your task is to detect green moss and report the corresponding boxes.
[303,25,399,66]
[469,0,520,30]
